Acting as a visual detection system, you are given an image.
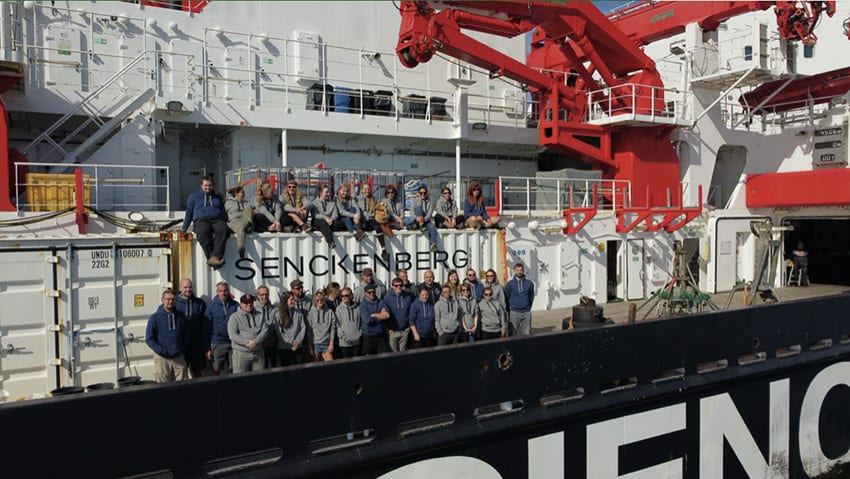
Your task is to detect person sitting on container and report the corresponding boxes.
[307,292,337,362]
[204,281,238,375]
[175,278,207,379]
[478,286,507,340]
[228,293,269,373]
[458,281,479,342]
[434,285,461,345]
[380,185,406,230]
[463,180,501,229]
[311,184,347,248]
[281,180,311,232]
[353,267,387,304]
[356,182,390,261]
[405,185,439,251]
[145,289,188,383]
[224,186,252,258]
[254,180,285,233]
[335,287,361,358]
[359,283,390,355]
[273,292,306,367]
[336,184,367,241]
[417,269,442,304]
[435,187,461,229]
[182,175,228,268]
[409,286,436,348]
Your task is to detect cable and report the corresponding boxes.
[0,207,75,227]
[86,206,183,232]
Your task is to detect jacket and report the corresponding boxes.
[380,198,404,222]
[335,302,362,347]
[274,307,306,350]
[182,189,225,231]
[484,281,507,310]
[205,296,238,345]
[408,196,434,221]
[355,195,378,220]
[434,295,461,335]
[256,300,277,348]
[175,294,206,350]
[504,274,535,312]
[224,197,252,224]
[256,196,284,224]
[337,195,361,218]
[435,196,457,220]
[479,298,507,333]
[353,280,387,304]
[408,299,435,338]
[359,297,388,336]
[312,197,340,221]
[227,307,269,353]
[384,288,413,331]
[417,281,442,304]
[457,295,478,330]
[145,305,187,358]
[307,305,337,345]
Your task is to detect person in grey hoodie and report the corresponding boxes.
[483,269,507,311]
[479,286,507,340]
[403,185,439,251]
[458,282,479,342]
[434,285,461,345]
[228,293,269,373]
[336,184,366,241]
[224,186,252,258]
[273,292,306,366]
[334,287,361,358]
[435,186,461,229]
[356,182,389,261]
[307,292,337,361]
[254,180,284,233]
[311,184,346,248]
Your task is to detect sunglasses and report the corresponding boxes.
[461,289,470,292]
[392,284,402,288]
[365,290,376,294]
[483,293,492,297]
[486,274,495,277]
[340,294,351,298]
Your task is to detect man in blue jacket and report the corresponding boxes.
[175,277,207,378]
[359,284,390,355]
[146,289,188,383]
[204,281,238,374]
[384,278,413,351]
[183,175,229,268]
[504,262,534,336]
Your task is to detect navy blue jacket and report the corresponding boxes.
[463,198,489,220]
[504,274,535,312]
[182,189,225,230]
[384,289,413,331]
[467,279,484,301]
[359,297,388,336]
[205,296,238,346]
[145,305,187,358]
[417,281,442,304]
[175,295,207,350]
[408,299,436,338]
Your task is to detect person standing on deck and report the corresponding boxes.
[182,175,229,268]
[434,285,461,345]
[255,285,278,368]
[504,263,534,336]
[175,278,207,379]
[359,284,390,355]
[228,293,269,373]
[145,289,188,383]
[384,278,414,352]
[205,281,238,375]
[793,241,810,287]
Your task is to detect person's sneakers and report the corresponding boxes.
[328,240,336,249]
[238,247,245,258]
[429,242,437,251]
[300,223,311,233]
[381,249,390,261]
[354,229,366,241]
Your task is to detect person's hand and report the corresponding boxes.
[325,217,332,225]
[246,339,256,350]
[413,331,421,341]
[206,350,213,360]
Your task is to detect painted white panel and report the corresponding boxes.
[44,25,84,89]
[626,239,645,300]
[0,250,57,400]
[288,30,321,85]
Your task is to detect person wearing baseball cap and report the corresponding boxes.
[228,292,269,373]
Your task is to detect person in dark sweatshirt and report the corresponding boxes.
[434,285,461,345]
[145,289,188,383]
[504,262,535,336]
[334,287,361,358]
[204,281,238,374]
[175,277,207,379]
[409,287,436,348]
[182,175,229,268]
[359,284,390,355]
[417,269,441,304]
[384,278,414,351]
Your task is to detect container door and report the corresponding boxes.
[60,243,170,387]
[626,239,646,300]
[0,250,59,400]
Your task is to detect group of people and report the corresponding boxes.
[144,263,534,382]
[182,175,501,268]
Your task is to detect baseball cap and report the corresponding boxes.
[240,293,255,303]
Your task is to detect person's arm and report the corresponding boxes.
[227,313,246,347]
[145,316,164,356]
[328,311,337,353]
[293,313,305,349]
[182,195,195,231]
[253,313,269,347]
[409,306,421,341]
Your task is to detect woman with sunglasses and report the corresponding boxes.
[458,281,479,342]
[463,180,501,229]
[307,292,336,362]
[482,269,506,311]
[356,182,389,261]
[435,187,460,229]
[281,180,311,232]
[479,287,507,340]
[380,186,405,230]
[273,292,307,366]
[334,287,361,358]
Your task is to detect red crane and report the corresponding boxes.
[396,1,838,211]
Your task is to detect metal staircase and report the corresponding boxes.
[21,50,156,169]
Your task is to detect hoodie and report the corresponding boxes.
[307,305,337,345]
[457,295,479,330]
[256,196,284,224]
[417,281,442,304]
[205,296,238,346]
[479,298,507,333]
[182,188,225,230]
[227,307,269,353]
[145,305,187,358]
[483,281,507,310]
[504,274,535,312]
[224,196,251,224]
[335,302,362,347]
[462,198,489,220]
[434,295,461,335]
[175,294,207,350]
[274,307,306,350]
[408,299,435,338]
[435,195,457,220]
[359,297,388,336]
[384,288,413,331]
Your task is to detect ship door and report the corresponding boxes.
[607,240,623,301]
[626,239,646,300]
[0,249,60,401]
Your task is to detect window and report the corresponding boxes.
[803,44,815,58]
[743,46,753,62]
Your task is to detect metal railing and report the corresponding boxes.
[14,162,170,213]
[585,83,691,124]
[498,176,632,216]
